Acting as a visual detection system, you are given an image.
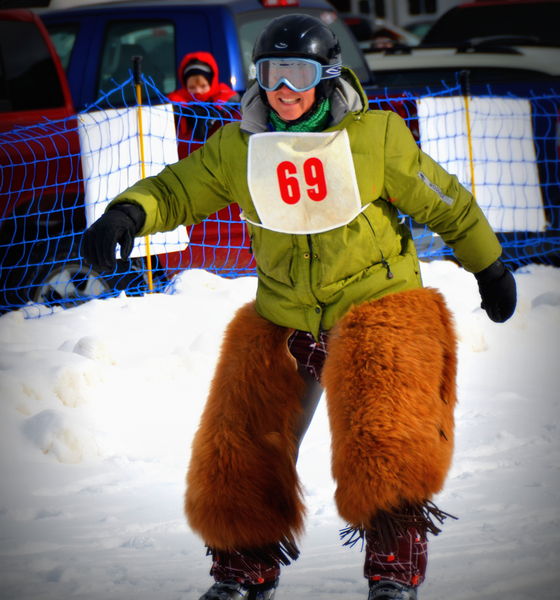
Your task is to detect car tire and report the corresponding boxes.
[30,257,113,306]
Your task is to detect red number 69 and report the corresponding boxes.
[276,158,327,205]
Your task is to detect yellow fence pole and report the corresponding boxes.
[132,56,154,292]
[460,70,477,199]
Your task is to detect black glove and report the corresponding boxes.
[474,259,517,323]
[81,203,146,272]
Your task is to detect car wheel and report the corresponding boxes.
[31,259,112,306]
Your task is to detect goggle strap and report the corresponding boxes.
[322,64,342,79]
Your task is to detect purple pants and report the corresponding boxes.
[209,330,427,588]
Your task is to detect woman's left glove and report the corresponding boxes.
[474,259,517,323]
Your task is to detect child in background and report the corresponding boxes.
[168,51,240,151]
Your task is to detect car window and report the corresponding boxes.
[45,22,79,70]
[0,19,65,112]
[235,10,369,84]
[98,20,176,97]
[423,2,560,47]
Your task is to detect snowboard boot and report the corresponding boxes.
[199,579,278,600]
[368,580,418,600]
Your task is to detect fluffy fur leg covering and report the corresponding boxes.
[185,301,306,558]
[322,288,457,542]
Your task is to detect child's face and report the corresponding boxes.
[186,74,211,97]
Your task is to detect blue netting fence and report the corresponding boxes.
[1,75,559,315]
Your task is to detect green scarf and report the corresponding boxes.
[269,98,331,133]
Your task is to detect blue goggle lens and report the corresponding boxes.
[256,58,341,92]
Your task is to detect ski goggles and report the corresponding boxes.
[255,57,342,92]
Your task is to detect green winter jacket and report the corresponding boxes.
[110,70,501,338]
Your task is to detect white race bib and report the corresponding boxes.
[247,130,363,234]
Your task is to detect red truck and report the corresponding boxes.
[0,8,257,310]
[0,9,91,309]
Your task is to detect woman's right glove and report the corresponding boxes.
[81,203,146,272]
[474,259,517,323]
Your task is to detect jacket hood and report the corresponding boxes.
[169,51,238,104]
[240,67,367,134]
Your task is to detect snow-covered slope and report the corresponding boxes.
[0,261,558,600]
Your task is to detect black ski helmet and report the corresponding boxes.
[252,13,341,66]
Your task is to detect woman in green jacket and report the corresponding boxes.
[83,14,517,600]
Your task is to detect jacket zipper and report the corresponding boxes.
[363,213,394,280]
[307,233,325,312]
[307,233,316,283]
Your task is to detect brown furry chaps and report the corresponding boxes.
[321,287,457,530]
[185,301,306,553]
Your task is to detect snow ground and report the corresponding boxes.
[0,260,559,600]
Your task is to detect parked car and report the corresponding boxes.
[364,0,560,149]
[367,0,560,91]
[366,45,560,91]
[421,0,560,49]
[0,9,110,309]
[0,6,165,311]
[39,0,373,111]
[363,0,560,267]
[343,14,420,51]
[1,0,375,311]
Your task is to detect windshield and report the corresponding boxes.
[235,9,370,86]
[423,2,560,47]
[44,22,79,70]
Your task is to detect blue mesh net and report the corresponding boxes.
[1,75,558,316]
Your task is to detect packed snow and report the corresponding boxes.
[0,260,558,600]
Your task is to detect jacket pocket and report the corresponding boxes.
[249,225,295,287]
[316,212,382,287]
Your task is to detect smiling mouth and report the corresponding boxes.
[279,97,300,105]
